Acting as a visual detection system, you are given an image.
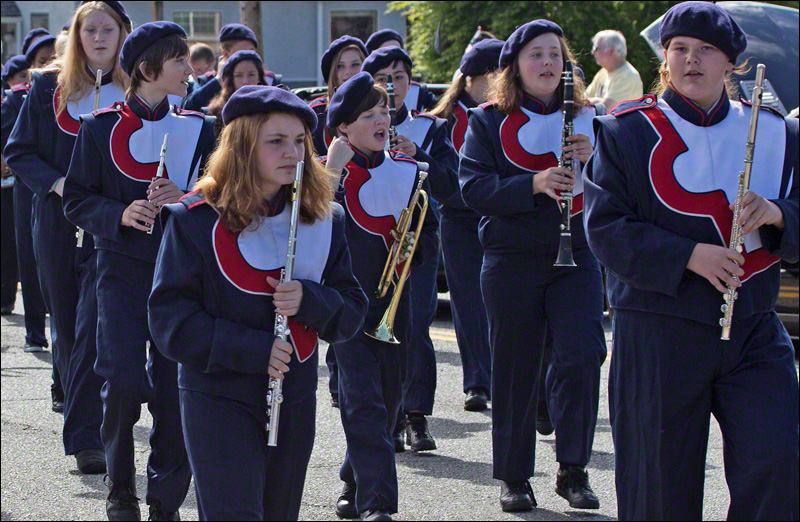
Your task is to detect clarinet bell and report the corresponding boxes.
[554,233,577,267]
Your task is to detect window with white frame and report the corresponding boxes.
[173,11,221,41]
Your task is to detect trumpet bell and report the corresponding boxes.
[365,313,401,344]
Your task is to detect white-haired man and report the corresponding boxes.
[586,30,643,110]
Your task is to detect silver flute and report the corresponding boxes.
[267,160,304,446]
[76,69,102,248]
[146,133,169,235]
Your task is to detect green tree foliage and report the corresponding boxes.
[389,1,799,92]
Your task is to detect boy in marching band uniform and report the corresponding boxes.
[62,21,216,520]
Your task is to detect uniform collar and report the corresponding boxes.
[458,91,479,109]
[662,86,730,127]
[264,187,288,217]
[86,65,116,86]
[521,92,560,115]
[129,93,171,121]
[348,143,385,169]
[393,102,410,126]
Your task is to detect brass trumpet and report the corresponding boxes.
[365,163,430,344]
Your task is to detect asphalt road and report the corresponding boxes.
[2,292,739,521]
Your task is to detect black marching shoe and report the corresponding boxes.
[536,403,554,436]
[405,414,436,452]
[360,509,392,521]
[148,502,180,521]
[464,388,489,412]
[75,448,106,474]
[500,480,537,512]
[335,482,358,519]
[555,465,600,509]
[392,418,406,453]
[51,384,64,413]
[106,477,141,521]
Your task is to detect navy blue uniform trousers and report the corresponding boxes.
[482,248,606,481]
[13,181,47,347]
[439,211,491,394]
[181,390,316,521]
[95,250,191,511]
[1,186,18,308]
[31,194,101,453]
[336,333,407,514]
[611,309,799,521]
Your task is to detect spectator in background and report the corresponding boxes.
[189,42,215,83]
[585,30,643,111]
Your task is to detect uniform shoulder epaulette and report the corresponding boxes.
[93,102,125,116]
[11,82,30,93]
[611,94,658,118]
[318,155,328,164]
[202,71,215,79]
[739,97,784,119]
[413,112,436,121]
[265,70,276,79]
[411,80,421,86]
[174,106,206,119]
[478,101,495,110]
[388,150,416,164]
[180,190,208,209]
[310,95,328,109]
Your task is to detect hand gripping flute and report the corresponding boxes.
[76,69,102,247]
[720,64,766,341]
[267,160,304,446]
[554,61,577,267]
[146,133,169,235]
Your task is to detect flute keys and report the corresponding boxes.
[721,304,729,313]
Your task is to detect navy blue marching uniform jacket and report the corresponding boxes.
[182,70,276,111]
[5,68,126,456]
[310,95,332,155]
[406,81,438,113]
[459,93,607,481]
[584,90,798,521]
[1,82,48,349]
[329,147,438,514]
[148,191,367,520]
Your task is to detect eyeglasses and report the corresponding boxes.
[591,45,607,52]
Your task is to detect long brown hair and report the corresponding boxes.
[428,72,467,121]
[45,2,129,116]
[488,35,588,114]
[195,112,335,233]
[652,38,750,98]
[326,44,366,101]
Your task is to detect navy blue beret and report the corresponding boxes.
[327,72,375,128]
[320,36,367,84]
[219,23,258,48]
[21,28,50,54]
[460,38,505,77]
[361,47,412,76]
[80,1,132,29]
[499,20,563,69]
[222,85,317,130]
[25,35,56,63]
[222,50,264,79]
[119,22,187,76]
[365,29,404,54]
[1,55,30,81]
[660,1,747,63]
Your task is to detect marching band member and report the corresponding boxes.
[62,21,216,520]
[1,57,49,353]
[5,0,131,476]
[459,20,606,513]
[149,85,368,521]
[361,46,461,452]
[584,3,799,520]
[188,42,215,86]
[22,29,57,69]
[364,29,438,113]
[309,35,368,408]
[182,23,275,111]
[205,50,271,136]
[428,38,503,412]
[324,71,438,521]
[311,35,367,157]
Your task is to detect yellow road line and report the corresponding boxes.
[779,292,799,299]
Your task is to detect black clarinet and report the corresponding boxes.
[387,74,397,147]
[554,61,577,267]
